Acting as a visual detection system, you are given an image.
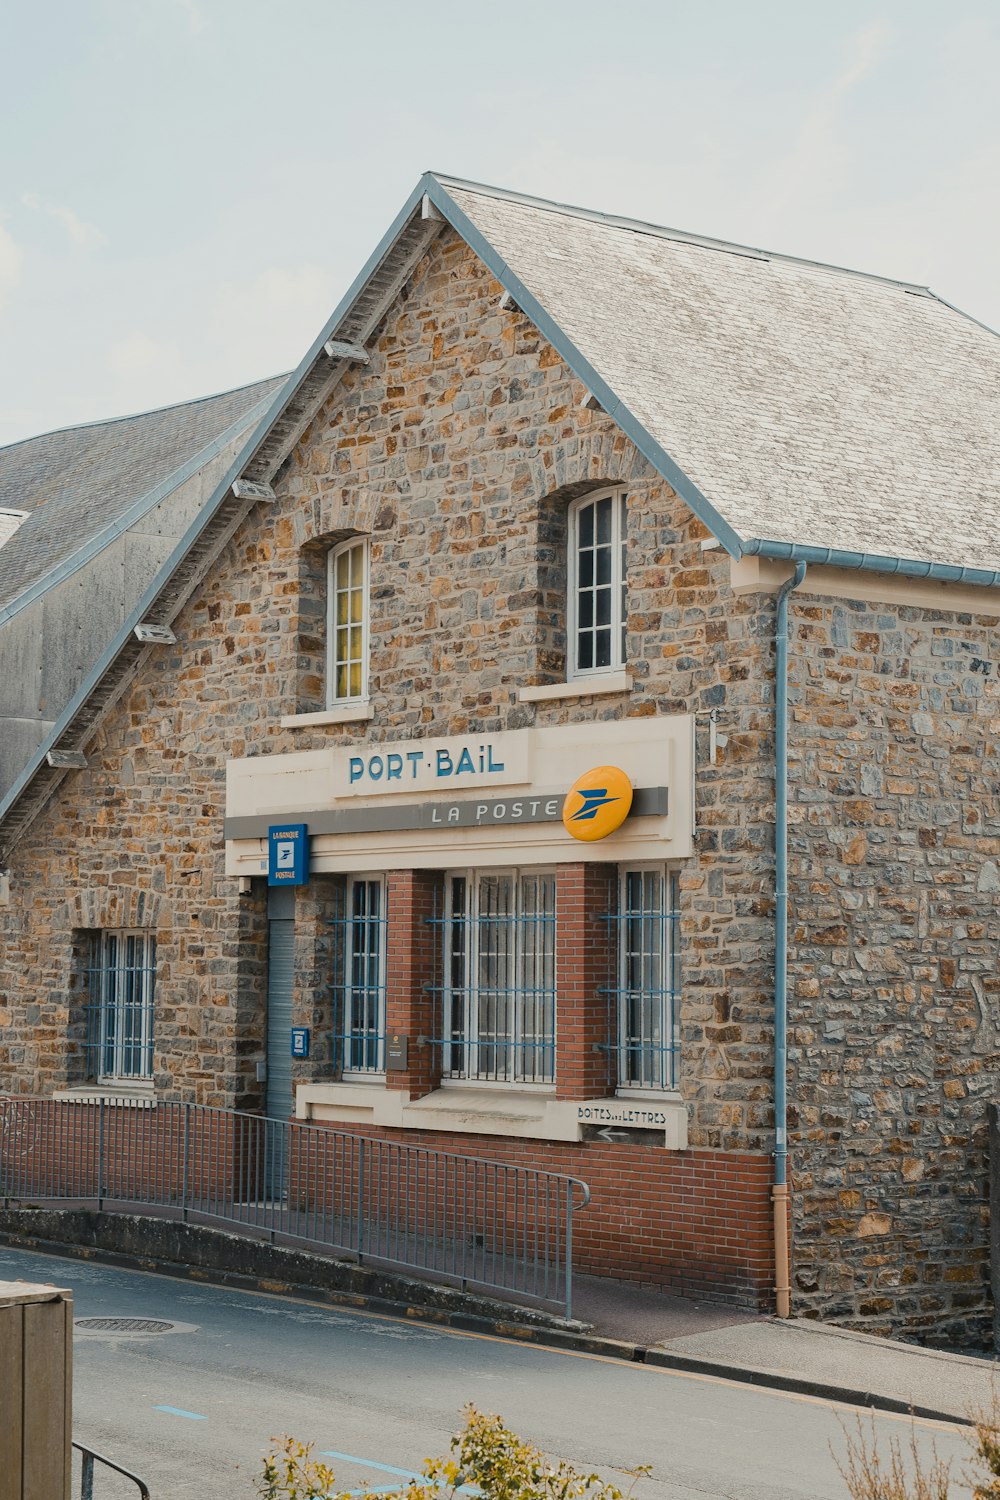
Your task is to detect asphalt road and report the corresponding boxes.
[0,1246,975,1500]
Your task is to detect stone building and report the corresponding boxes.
[1,175,999,1341]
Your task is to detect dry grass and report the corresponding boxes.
[836,1417,952,1500]
[836,1389,1000,1499]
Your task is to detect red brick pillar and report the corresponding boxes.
[555,863,616,1100]
[384,869,441,1099]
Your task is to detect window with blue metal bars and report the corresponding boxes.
[429,871,556,1084]
[82,930,156,1082]
[605,868,679,1091]
[330,877,387,1074]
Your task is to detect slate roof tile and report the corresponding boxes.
[443,180,1000,574]
[0,375,285,609]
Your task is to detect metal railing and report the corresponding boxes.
[0,1095,589,1318]
[75,1441,150,1500]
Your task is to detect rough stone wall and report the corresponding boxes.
[0,739,269,1108]
[4,221,998,1336]
[0,228,777,1152]
[787,594,1000,1342]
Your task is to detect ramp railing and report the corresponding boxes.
[0,1095,589,1318]
[75,1441,150,1500]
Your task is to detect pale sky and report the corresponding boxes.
[2,0,999,446]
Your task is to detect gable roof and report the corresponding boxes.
[0,375,285,615]
[3,170,1000,860]
[436,176,1000,579]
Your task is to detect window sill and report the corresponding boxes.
[517,672,632,703]
[296,1082,687,1147]
[280,702,374,728]
[616,1088,683,1102]
[54,1084,156,1107]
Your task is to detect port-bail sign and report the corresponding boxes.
[333,731,531,800]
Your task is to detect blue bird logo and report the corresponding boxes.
[569,788,619,822]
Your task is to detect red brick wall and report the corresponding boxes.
[555,864,616,1099]
[304,1119,775,1309]
[2,1100,264,1207]
[2,1097,775,1309]
[384,870,441,1097]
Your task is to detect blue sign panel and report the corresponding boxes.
[268,824,309,886]
[291,1027,310,1059]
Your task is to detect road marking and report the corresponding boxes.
[153,1404,207,1420]
[321,1454,422,1479]
[320,1452,477,1494]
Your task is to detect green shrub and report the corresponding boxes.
[258,1406,650,1500]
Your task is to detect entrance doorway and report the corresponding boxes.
[264,886,295,1197]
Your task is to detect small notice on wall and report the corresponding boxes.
[386,1033,408,1071]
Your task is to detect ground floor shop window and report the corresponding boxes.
[435,870,556,1085]
[331,876,387,1074]
[83,930,156,1082]
[608,867,678,1091]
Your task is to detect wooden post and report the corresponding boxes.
[0,1281,73,1500]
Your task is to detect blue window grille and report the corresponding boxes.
[330,877,387,1074]
[428,872,556,1084]
[83,930,156,1082]
[604,869,679,1091]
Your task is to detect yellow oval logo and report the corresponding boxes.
[562,766,634,841]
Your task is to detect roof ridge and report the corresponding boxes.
[0,372,289,456]
[430,172,936,298]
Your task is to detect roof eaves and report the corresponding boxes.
[236,178,441,487]
[0,383,283,625]
[743,537,1000,589]
[425,174,747,558]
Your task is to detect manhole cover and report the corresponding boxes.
[75,1317,179,1334]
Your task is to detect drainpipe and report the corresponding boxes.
[773,560,806,1319]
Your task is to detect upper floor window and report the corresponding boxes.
[327,537,369,705]
[568,490,627,678]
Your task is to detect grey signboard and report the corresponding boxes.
[225,787,668,842]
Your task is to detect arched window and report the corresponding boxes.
[326,537,369,705]
[567,490,627,678]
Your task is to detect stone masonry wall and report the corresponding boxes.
[0,228,784,1160]
[787,595,1000,1342]
[8,222,1000,1334]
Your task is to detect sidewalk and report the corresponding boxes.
[572,1275,999,1423]
[4,1210,996,1424]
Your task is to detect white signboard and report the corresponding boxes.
[332,730,531,799]
[225,717,694,873]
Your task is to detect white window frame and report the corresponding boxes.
[567,488,627,680]
[341,875,387,1078]
[89,929,156,1083]
[615,865,678,1095]
[441,868,557,1088]
[326,537,370,707]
